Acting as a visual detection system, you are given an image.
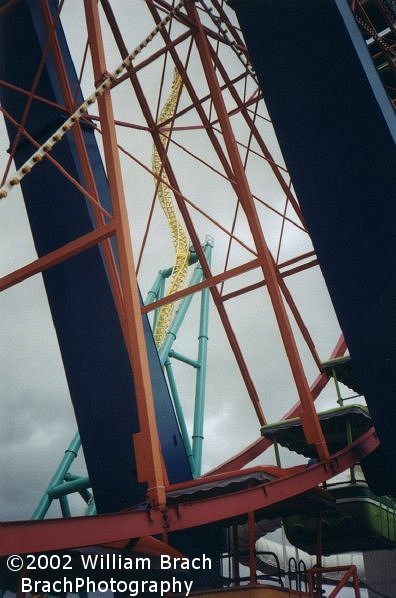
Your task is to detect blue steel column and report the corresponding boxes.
[232,0,396,491]
[0,0,191,513]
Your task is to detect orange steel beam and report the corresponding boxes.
[276,267,322,369]
[209,335,347,475]
[207,43,305,226]
[83,0,166,508]
[0,79,66,112]
[141,256,319,327]
[0,222,115,292]
[185,0,329,461]
[102,0,266,427]
[1,0,65,187]
[221,259,319,302]
[141,258,261,314]
[142,2,316,427]
[0,105,111,218]
[0,427,378,556]
[113,30,193,86]
[307,565,361,597]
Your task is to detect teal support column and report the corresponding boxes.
[155,247,209,469]
[59,495,71,518]
[158,263,204,366]
[157,244,210,365]
[192,239,213,476]
[149,240,212,473]
[145,271,167,332]
[86,498,97,516]
[63,472,93,507]
[145,271,164,304]
[164,357,195,473]
[32,432,81,520]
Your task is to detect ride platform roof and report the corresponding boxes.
[261,405,371,459]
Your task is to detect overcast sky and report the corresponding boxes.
[0,0,348,528]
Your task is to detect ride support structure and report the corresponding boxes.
[0,0,395,595]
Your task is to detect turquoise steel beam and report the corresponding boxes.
[164,357,195,473]
[59,496,71,518]
[146,273,167,332]
[86,498,97,516]
[49,476,91,499]
[32,433,82,520]
[79,488,93,504]
[147,239,212,474]
[168,349,200,368]
[145,271,165,304]
[155,249,208,471]
[62,474,93,504]
[192,240,212,476]
[157,242,212,365]
[145,251,200,333]
[63,473,82,481]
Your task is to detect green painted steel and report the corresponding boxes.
[156,250,207,366]
[59,495,71,518]
[146,271,166,313]
[32,433,82,520]
[164,357,195,473]
[284,485,396,554]
[150,240,213,476]
[192,241,212,476]
[169,350,199,368]
[49,477,91,499]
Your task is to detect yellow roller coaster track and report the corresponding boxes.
[152,69,190,348]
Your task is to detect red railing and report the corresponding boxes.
[307,564,361,597]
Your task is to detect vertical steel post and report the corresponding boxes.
[316,514,323,596]
[248,511,257,584]
[333,367,344,406]
[155,242,212,474]
[145,271,165,306]
[192,239,213,475]
[232,522,240,586]
[59,496,71,518]
[145,271,166,333]
[164,357,195,472]
[185,0,329,461]
[83,0,166,507]
[154,241,212,475]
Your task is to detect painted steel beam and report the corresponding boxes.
[0,0,191,513]
[233,0,396,492]
[0,427,379,556]
[186,0,329,458]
